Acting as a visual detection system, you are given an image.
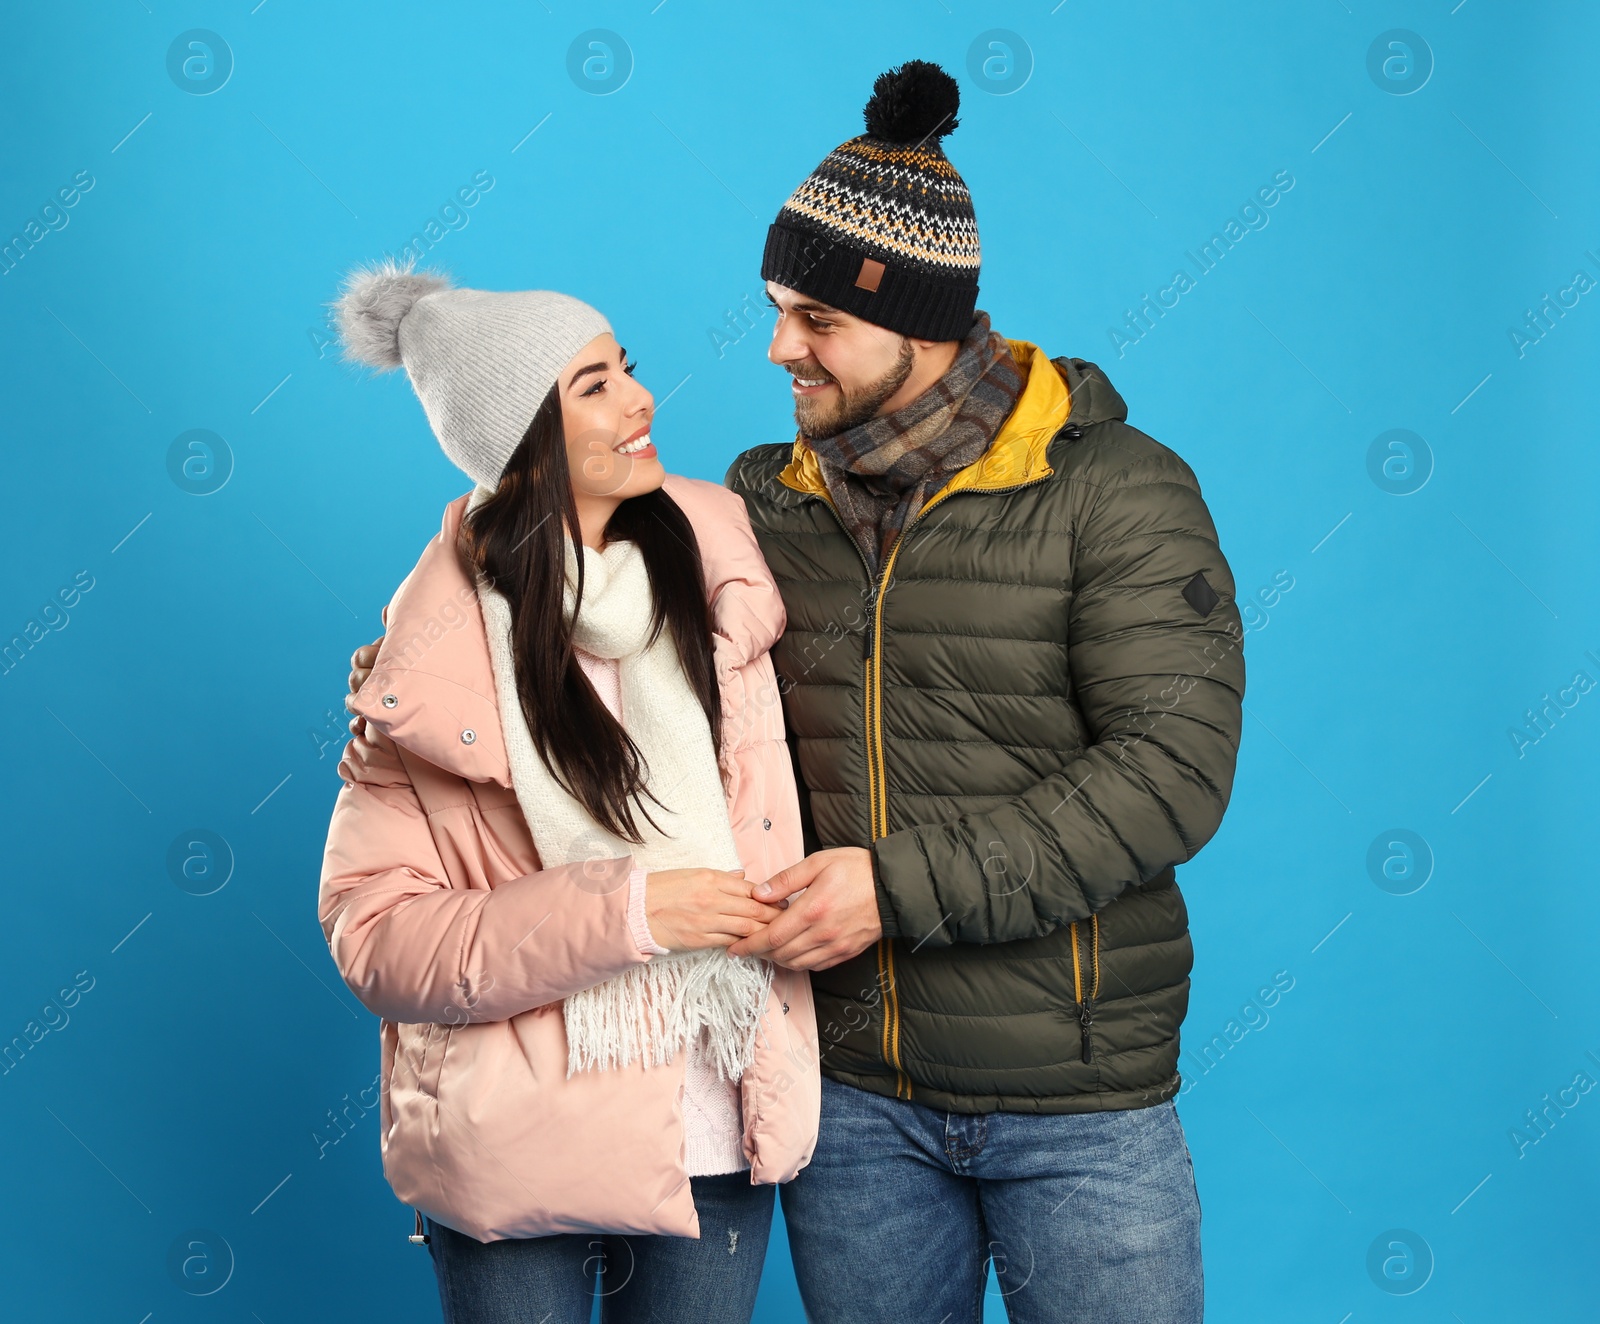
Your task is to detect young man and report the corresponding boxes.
[345,59,1243,1324]
[716,61,1246,1322]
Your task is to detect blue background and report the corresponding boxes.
[2,1,1596,1319]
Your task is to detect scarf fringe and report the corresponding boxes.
[564,948,775,1081]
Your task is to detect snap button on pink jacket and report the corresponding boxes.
[319,475,820,1243]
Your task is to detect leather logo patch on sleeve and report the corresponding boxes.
[1182,570,1220,617]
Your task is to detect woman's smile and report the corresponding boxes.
[614,422,656,457]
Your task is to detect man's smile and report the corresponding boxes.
[790,372,837,397]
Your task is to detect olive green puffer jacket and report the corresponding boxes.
[726,342,1246,1114]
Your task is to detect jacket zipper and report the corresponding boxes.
[1071,914,1101,1063]
[801,456,1063,1101]
[868,529,909,1097]
[805,492,912,1098]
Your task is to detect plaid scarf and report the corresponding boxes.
[808,311,1025,575]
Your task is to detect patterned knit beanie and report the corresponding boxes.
[333,259,612,489]
[760,60,979,342]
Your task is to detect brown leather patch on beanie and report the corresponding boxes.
[854,257,886,292]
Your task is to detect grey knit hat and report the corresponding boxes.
[334,258,612,489]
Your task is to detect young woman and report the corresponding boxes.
[318,260,820,1323]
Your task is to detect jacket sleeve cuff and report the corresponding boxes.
[626,863,671,956]
[869,848,901,939]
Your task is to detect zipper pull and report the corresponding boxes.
[1079,1000,1095,1064]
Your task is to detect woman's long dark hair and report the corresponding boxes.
[460,384,722,844]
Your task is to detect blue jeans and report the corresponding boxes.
[781,1077,1203,1323]
[425,1172,773,1323]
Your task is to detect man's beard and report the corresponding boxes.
[792,337,915,440]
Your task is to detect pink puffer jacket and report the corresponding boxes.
[318,474,820,1243]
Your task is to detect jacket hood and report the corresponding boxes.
[1054,354,1129,430]
[349,474,787,785]
[778,339,1128,503]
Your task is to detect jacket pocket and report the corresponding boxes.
[1071,915,1101,1065]
[395,1021,451,1098]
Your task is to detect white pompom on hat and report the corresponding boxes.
[333,257,613,489]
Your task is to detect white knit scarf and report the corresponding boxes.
[467,487,773,1081]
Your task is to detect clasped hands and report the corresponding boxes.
[646,847,882,972]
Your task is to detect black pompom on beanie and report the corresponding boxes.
[760,60,979,342]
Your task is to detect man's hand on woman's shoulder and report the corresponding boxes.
[344,606,388,736]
